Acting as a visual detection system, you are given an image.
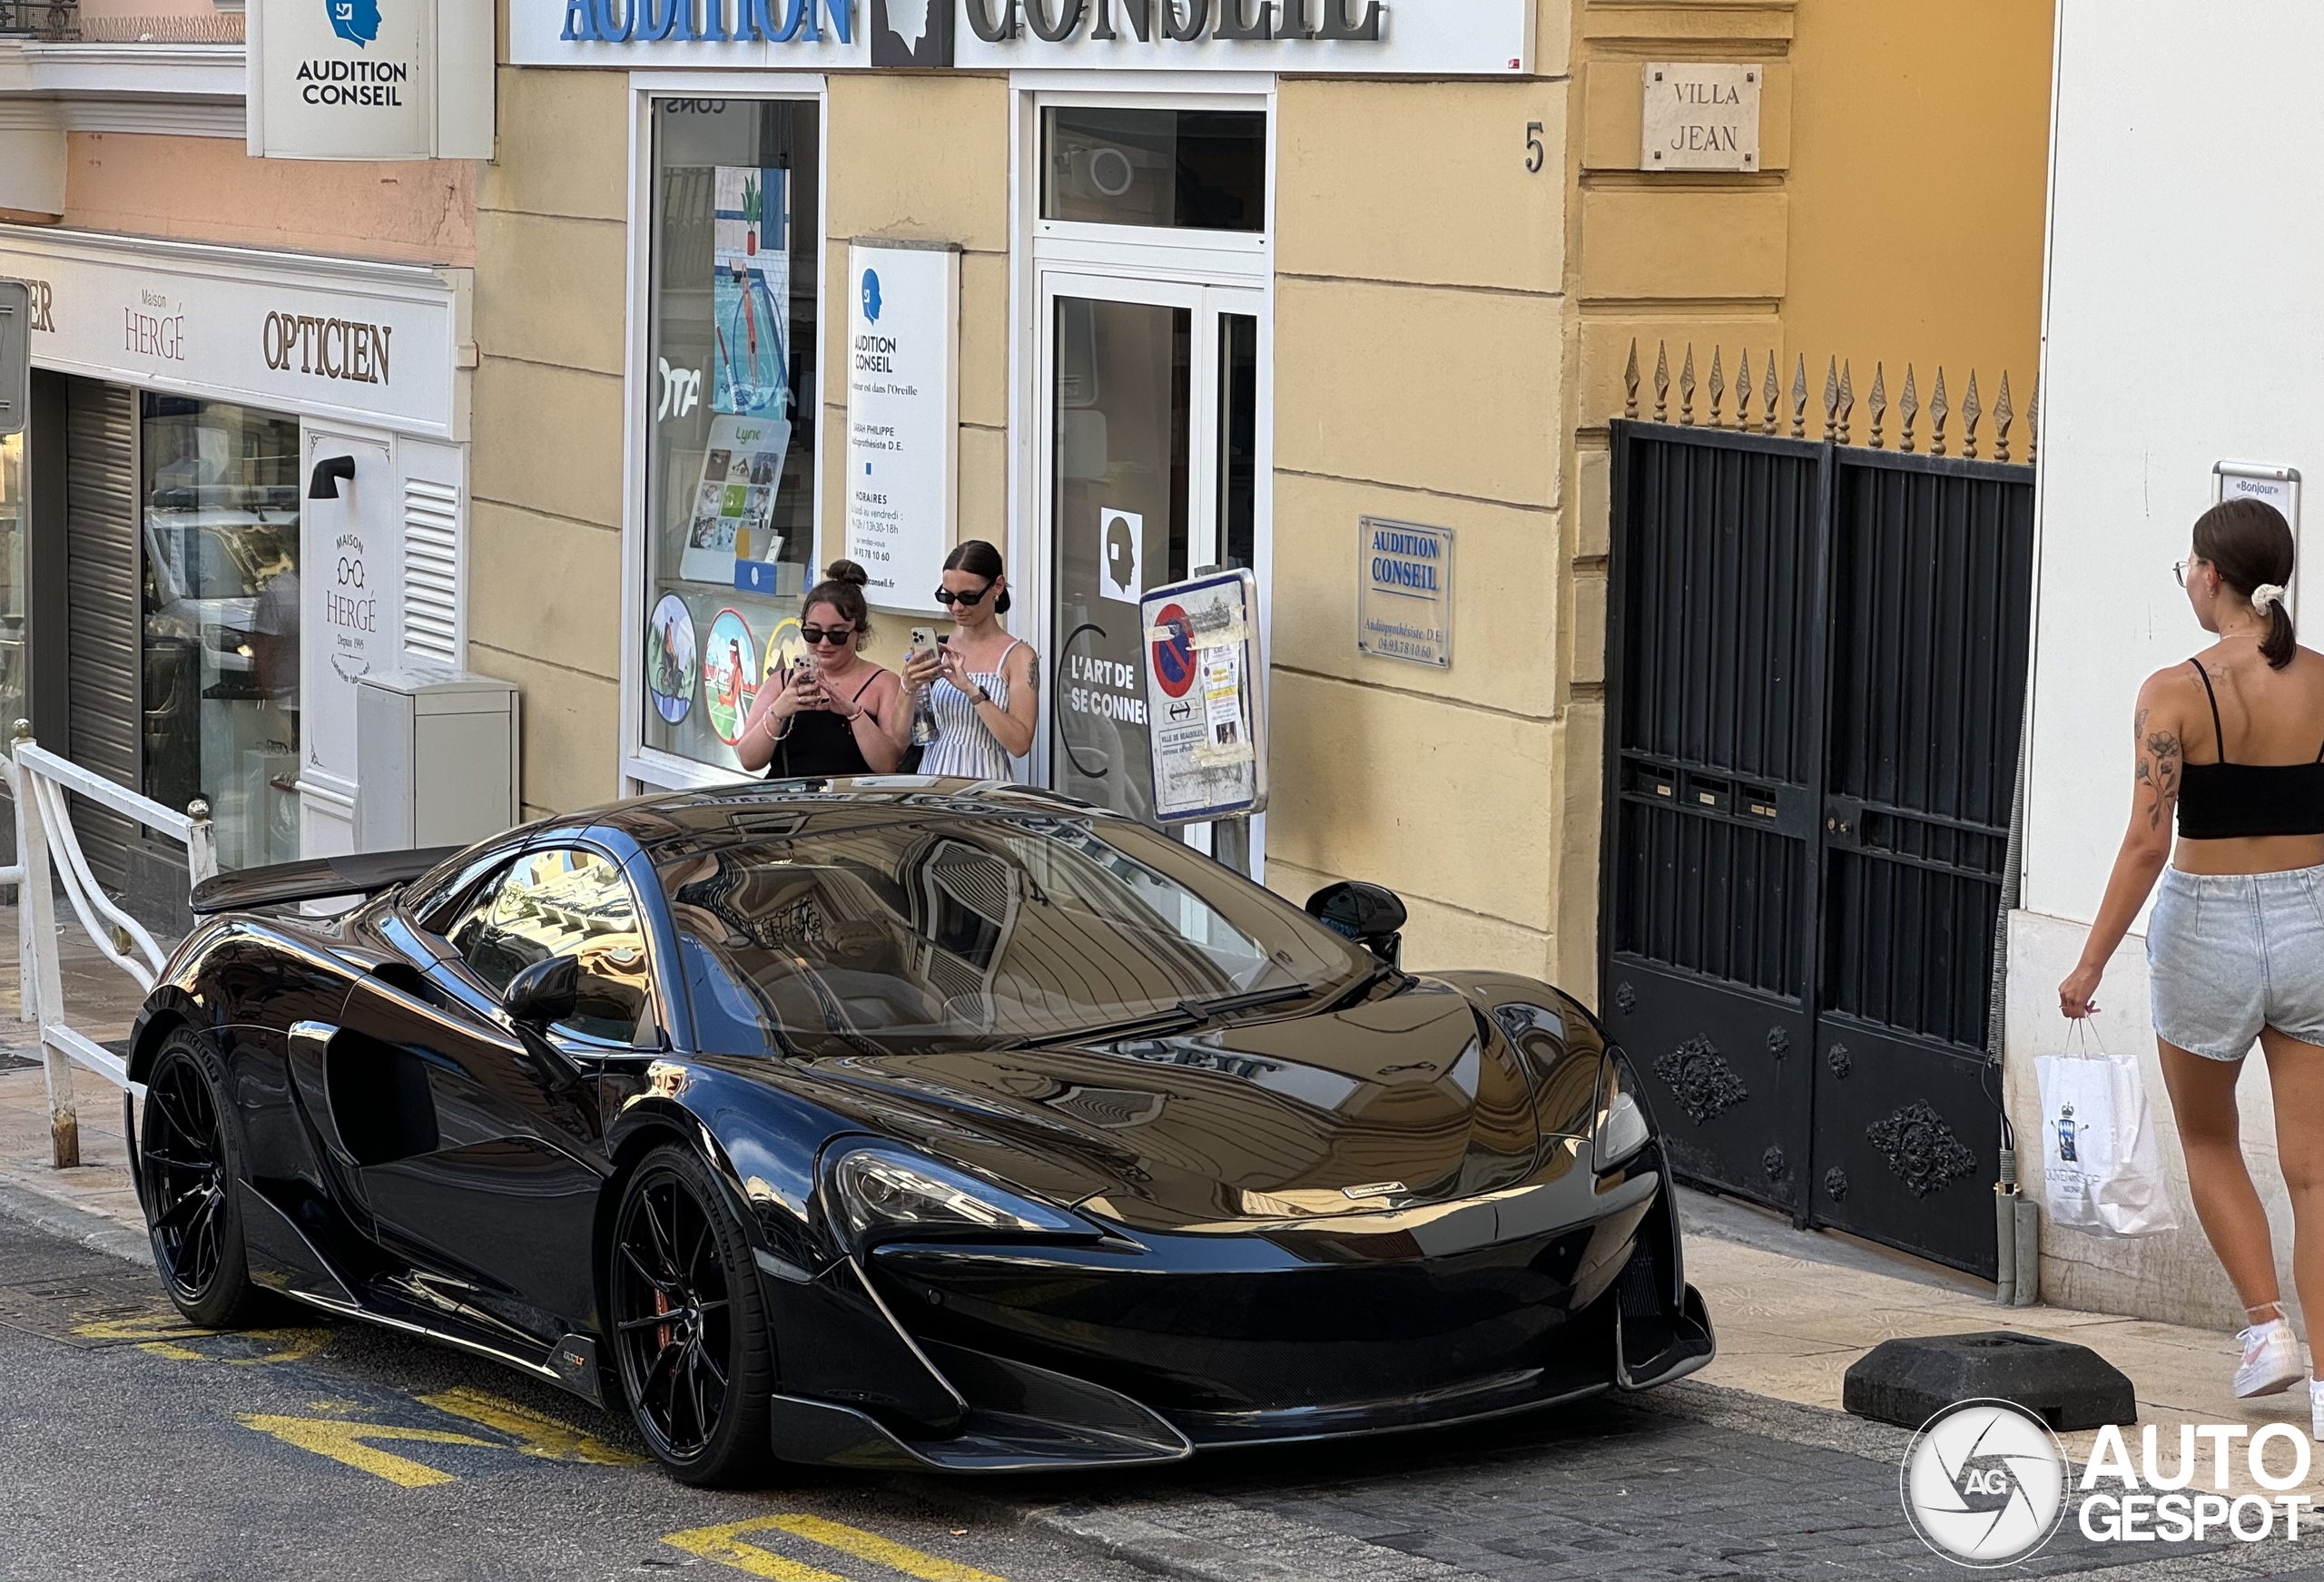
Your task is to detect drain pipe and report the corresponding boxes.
[1991,719,2036,1306]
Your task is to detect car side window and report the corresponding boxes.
[444,848,657,1046]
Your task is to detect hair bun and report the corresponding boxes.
[824,559,870,588]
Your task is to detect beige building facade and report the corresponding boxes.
[479,0,2053,1000]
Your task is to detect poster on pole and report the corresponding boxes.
[1141,569,1266,825]
[845,240,959,614]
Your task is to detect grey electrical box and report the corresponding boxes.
[355,667,520,853]
[0,280,30,437]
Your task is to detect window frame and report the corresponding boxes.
[619,73,833,799]
[423,839,670,1055]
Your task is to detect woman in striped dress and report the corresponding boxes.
[905,541,1039,781]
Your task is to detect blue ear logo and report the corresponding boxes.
[862,270,882,324]
[327,0,381,46]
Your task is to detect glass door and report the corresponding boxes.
[1039,270,1263,839]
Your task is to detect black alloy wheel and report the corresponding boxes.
[141,1030,264,1328]
[610,1145,774,1486]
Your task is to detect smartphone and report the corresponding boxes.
[910,625,937,656]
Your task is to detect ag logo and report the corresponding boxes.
[1900,1399,2068,1567]
[328,0,381,46]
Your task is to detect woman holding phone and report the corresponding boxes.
[735,560,910,778]
[903,540,1039,781]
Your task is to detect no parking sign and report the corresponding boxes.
[1140,570,1266,824]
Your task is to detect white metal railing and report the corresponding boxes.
[7,722,216,1169]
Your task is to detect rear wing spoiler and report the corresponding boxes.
[190,847,468,918]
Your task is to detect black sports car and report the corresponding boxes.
[125,779,1713,1484]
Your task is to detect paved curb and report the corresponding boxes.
[0,1174,151,1267]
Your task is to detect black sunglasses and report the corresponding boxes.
[800,624,855,646]
[934,582,995,608]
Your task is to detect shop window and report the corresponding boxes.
[140,397,301,872]
[1042,108,1266,232]
[644,97,821,773]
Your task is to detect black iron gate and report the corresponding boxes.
[1601,419,2035,1277]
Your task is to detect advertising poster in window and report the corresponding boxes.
[1141,569,1266,824]
[844,241,960,613]
[712,167,791,421]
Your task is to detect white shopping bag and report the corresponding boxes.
[2037,1025,2181,1237]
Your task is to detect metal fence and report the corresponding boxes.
[7,722,214,1169]
[0,3,77,41]
[1600,340,2038,1279]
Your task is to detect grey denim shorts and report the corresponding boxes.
[2149,864,2324,1060]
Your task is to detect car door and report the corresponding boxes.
[321,845,660,1342]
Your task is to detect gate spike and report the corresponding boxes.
[2027,376,2040,466]
[1709,347,1727,427]
[1822,357,1840,441]
[1838,359,1856,446]
[1623,338,1640,420]
[1994,371,2015,463]
[1930,368,1949,457]
[1869,362,1887,449]
[1734,349,1751,431]
[1899,365,1920,454]
[1763,354,1781,436]
[1679,344,1696,426]
[1962,371,1983,459]
[1791,355,1809,439]
[1654,341,1669,423]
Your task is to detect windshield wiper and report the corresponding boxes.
[999,982,1315,1052]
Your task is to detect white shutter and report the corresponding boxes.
[401,477,461,663]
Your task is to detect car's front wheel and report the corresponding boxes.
[141,1029,266,1329]
[609,1144,775,1486]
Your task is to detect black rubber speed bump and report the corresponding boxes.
[1843,1331,2136,1431]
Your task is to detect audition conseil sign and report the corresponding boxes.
[247,0,495,160]
[512,0,1537,74]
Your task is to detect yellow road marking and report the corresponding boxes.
[661,1518,845,1581]
[416,1386,643,1465]
[74,1314,327,1366]
[236,1413,495,1488]
[665,1514,1008,1582]
[765,1514,1009,1582]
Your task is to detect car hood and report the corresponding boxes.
[776,978,1546,1233]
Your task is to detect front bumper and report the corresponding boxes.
[764,1155,1715,1473]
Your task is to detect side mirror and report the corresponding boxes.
[503,954,581,1028]
[1305,880,1407,968]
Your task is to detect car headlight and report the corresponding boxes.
[826,1143,1091,1246]
[1592,1050,1653,1172]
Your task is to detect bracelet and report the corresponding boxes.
[973,687,992,706]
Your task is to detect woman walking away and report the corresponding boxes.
[903,540,1039,781]
[735,560,910,778]
[2059,497,2324,1435]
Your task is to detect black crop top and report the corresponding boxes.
[2176,660,2324,840]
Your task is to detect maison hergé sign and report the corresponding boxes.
[513,0,1537,74]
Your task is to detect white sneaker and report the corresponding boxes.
[2312,1380,2324,1441]
[2238,1320,2304,1398]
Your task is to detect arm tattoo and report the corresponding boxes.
[2134,707,2182,830]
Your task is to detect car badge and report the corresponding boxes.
[1342,1181,1408,1201]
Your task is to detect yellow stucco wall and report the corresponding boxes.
[1782,0,2054,393]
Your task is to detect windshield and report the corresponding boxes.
[655,814,1374,1057]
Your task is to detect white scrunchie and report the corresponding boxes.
[2254,584,2289,614]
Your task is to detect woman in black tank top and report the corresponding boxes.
[735,561,910,780]
[2058,497,2324,1429]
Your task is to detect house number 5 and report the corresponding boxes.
[1525,121,1545,173]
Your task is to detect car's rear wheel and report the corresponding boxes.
[610,1145,774,1486]
[141,1029,265,1329]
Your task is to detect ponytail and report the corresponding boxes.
[2193,498,2298,670]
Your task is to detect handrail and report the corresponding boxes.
[10,722,216,1169]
